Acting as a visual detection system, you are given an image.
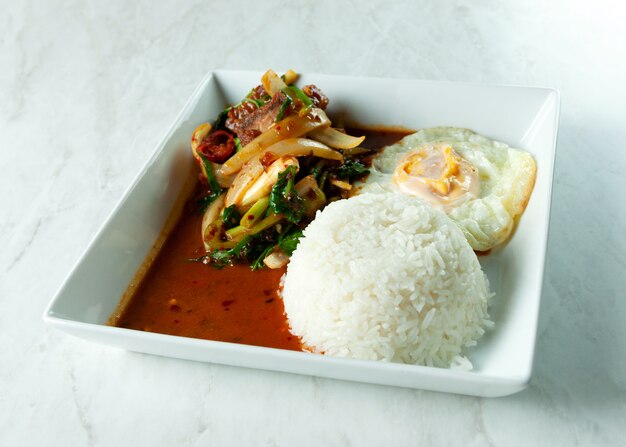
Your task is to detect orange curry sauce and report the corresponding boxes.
[113,128,412,350]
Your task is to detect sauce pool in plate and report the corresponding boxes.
[114,211,302,350]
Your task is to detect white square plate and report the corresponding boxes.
[44,70,559,397]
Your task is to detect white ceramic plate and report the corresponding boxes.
[43,70,559,397]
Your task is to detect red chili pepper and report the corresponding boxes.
[197,130,236,163]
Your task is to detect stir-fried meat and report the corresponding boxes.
[303,85,329,109]
[237,92,290,146]
[225,85,270,136]
[225,102,257,135]
[248,85,268,101]
[224,84,329,147]
[238,129,262,146]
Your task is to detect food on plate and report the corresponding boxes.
[189,69,369,270]
[357,127,536,251]
[281,192,492,368]
[110,70,540,371]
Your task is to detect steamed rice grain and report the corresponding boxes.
[281,192,492,369]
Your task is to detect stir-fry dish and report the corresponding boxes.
[189,69,369,269]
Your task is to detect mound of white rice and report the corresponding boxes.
[281,192,492,369]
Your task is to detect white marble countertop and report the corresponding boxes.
[1,0,625,445]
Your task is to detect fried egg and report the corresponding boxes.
[357,127,537,251]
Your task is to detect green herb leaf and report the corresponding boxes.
[213,107,231,130]
[337,159,369,180]
[274,95,293,122]
[195,195,216,214]
[201,154,221,194]
[311,160,327,181]
[251,244,275,270]
[278,229,303,255]
[209,235,254,269]
[197,153,224,213]
[221,205,241,229]
[269,166,305,223]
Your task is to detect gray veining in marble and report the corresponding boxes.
[1,0,625,445]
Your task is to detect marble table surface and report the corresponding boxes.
[1,0,624,445]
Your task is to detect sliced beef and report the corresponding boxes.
[225,85,270,136]
[223,84,328,147]
[249,85,269,101]
[238,129,262,146]
[225,102,257,135]
[302,84,329,109]
[237,92,290,146]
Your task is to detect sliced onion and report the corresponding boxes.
[295,176,312,194]
[282,69,298,85]
[308,127,365,149]
[191,123,213,179]
[224,161,265,207]
[201,193,226,251]
[225,139,340,208]
[261,69,288,96]
[330,178,352,190]
[263,250,289,269]
[214,167,235,188]
[295,175,326,216]
[222,140,263,176]
[254,138,343,165]
[340,147,371,156]
[240,157,299,206]
[203,220,241,251]
[219,108,331,176]
[191,123,212,154]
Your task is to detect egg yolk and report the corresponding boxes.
[392,143,479,209]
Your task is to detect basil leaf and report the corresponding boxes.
[269,166,305,223]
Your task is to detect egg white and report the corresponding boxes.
[356,127,537,251]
